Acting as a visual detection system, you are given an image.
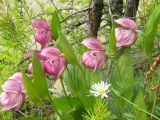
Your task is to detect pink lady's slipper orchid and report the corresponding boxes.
[3,72,24,92]
[115,18,137,47]
[32,19,53,48]
[34,29,52,48]
[0,73,26,111]
[81,37,106,70]
[41,47,68,80]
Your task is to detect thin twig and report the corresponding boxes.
[50,0,65,20]
[16,110,28,117]
[61,8,89,23]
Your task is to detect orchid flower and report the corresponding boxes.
[81,37,106,70]
[115,18,138,47]
[32,19,53,48]
[0,73,26,111]
[40,47,68,80]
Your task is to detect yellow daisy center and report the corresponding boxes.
[98,89,105,94]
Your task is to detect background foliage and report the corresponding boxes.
[0,0,160,120]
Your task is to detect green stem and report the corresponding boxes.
[60,76,73,108]
[77,63,89,89]
[88,69,91,87]
[48,96,64,120]
[112,88,160,120]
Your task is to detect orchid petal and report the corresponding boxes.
[2,80,21,93]
[115,28,137,47]
[0,92,25,111]
[32,19,50,30]
[82,37,103,50]
[115,18,137,30]
[40,47,61,59]
[44,56,67,80]
[28,63,33,74]
[81,50,106,70]
[34,29,52,49]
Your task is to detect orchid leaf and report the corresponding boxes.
[51,10,61,40]
[57,31,77,65]
[32,51,49,98]
[110,49,135,111]
[106,26,116,58]
[144,5,160,60]
[133,91,147,120]
[22,72,42,105]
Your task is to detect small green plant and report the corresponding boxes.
[83,100,116,120]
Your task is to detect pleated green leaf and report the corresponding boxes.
[32,51,49,98]
[106,26,116,58]
[110,49,135,111]
[22,72,41,104]
[57,32,77,65]
[51,10,61,40]
[133,91,147,120]
[144,5,160,60]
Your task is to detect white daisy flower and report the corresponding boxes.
[90,81,111,99]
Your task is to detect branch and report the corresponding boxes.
[61,8,89,23]
[125,0,140,19]
[109,0,123,19]
[89,0,104,37]
[66,20,88,34]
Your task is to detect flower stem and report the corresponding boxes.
[60,76,73,108]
